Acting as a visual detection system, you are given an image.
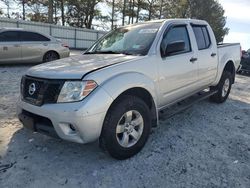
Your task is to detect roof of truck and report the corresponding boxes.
[149,18,207,24]
[126,18,208,27]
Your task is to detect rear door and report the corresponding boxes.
[20,31,51,63]
[158,24,199,107]
[191,25,217,86]
[0,31,21,63]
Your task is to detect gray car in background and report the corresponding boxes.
[0,28,70,64]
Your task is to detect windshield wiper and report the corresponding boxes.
[120,51,139,56]
[85,50,139,56]
[85,50,122,54]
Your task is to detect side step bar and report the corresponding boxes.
[159,89,218,120]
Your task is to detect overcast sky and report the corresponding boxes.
[0,0,250,50]
[219,0,250,50]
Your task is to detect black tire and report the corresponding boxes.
[210,71,232,103]
[43,51,59,62]
[99,95,151,160]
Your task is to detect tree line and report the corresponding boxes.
[0,0,228,42]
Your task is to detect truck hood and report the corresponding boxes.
[26,54,140,79]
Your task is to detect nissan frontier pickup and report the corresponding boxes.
[18,19,241,159]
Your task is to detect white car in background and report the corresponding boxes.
[0,28,70,64]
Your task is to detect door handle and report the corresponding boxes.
[14,44,20,47]
[43,43,48,46]
[190,57,198,63]
[3,46,8,50]
[211,53,217,57]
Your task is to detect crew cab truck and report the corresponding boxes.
[18,19,241,159]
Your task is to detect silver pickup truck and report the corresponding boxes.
[18,19,241,159]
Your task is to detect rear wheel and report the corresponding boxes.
[210,71,232,103]
[43,51,59,62]
[100,95,151,160]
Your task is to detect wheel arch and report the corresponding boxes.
[107,87,158,127]
[223,60,236,83]
[43,50,60,59]
[98,72,159,127]
[213,59,236,86]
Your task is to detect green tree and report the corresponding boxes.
[187,0,229,43]
[106,0,154,26]
[48,0,53,23]
[26,0,48,22]
[161,0,228,43]
[66,0,102,29]
[1,0,13,18]
[13,0,29,20]
[60,0,66,25]
[145,0,158,20]
[105,0,120,29]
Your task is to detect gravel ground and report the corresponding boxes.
[0,63,250,188]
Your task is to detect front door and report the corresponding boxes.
[158,25,198,107]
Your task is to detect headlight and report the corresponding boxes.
[57,80,97,103]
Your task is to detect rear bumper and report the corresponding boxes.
[59,48,70,59]
[17,87,113,144]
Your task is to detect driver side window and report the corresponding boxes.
[161,25,191,56]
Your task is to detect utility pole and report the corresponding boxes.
[111,0,115,29]
[131,0,134,24]
[159,0,163,19]
[128,0,131,24]
[122,0,126,26]
[22,0,25,20]
[61,0,65,26]
[48,0,54,23]
[136,0,140,23]
[6,1,10,18]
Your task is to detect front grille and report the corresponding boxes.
[44,83,63,103]
[21,76,64,106]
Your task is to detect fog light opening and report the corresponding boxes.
[69,124,76,131]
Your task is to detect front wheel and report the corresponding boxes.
[99,96,151,160]
[210,71,232,103]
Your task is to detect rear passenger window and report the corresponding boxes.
[20,31,50,42]
[161,25,191,56]
[192,26,211,50]
[0,31,19,42]
[202,27,211,47]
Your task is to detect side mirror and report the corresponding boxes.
[164,41,185,56]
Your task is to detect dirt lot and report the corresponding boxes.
[0,63,250,187]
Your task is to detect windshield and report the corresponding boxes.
[86,22,162,56]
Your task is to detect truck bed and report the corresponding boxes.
[217,43,241,48]
[217,43,241,72]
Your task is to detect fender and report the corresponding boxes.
[99,71,159,121]
[100,72,158,103]
[212,56,235,86]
